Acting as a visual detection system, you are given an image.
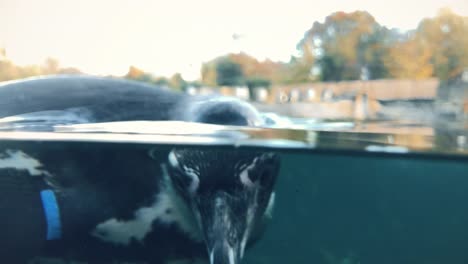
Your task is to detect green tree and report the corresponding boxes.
[202,53,283,86]
[357,27,393,79]
[297,11,392,81]
[316,54,345,81]
[281,43,315,83]
[215,58,244,86]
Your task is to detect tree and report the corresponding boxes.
[125,66,145,80]
[228,53,260,77]
[0,60,20,81]
[357,27,393,79]
[43,57,60,74]
[201,62,217,86]
[384,34,434,79]
[124,66,155,83]
[297,11,392,81]
[281,43,315,83]
[0,51,82,81]
[202,53,281,86]
[215,58,244,86]
[416,8,468,80]
[169,73,187,91]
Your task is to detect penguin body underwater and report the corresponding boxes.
[0,75,281,264]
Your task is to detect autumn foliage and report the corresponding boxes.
[1,8,467,87]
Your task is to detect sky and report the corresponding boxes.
[0,0,467,80]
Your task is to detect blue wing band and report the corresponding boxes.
[40,189,62,240]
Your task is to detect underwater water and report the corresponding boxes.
[0,120,467,264]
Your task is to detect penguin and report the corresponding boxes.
[0,75,281,264]
[0,75,263,127]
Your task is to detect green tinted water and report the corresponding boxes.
[246,150,468,264]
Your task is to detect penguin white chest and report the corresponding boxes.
[91,165,202,246]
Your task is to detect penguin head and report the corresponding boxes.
[166,148,280,264]
[183,96,264,127]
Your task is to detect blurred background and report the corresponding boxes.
[0,0,467,126]
[2,3,468,264]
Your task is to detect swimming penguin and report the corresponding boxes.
[0,75,263,127]
[0,75,281,264]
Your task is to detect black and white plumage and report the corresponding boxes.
[0,75,263,127]
[0,75,281,264]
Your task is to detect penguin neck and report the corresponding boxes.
[160,163,203,242]
[173,96,263,126]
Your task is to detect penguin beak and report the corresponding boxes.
[197,192,246,264]
[209,239,240,264]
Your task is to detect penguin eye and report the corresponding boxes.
[249,155,280,187]
[240,166,269,187]
[239,166,255,187]
[246,168,261,183]
[249,167,272,185]
[171,168,200,195]
[167,151,200,194]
